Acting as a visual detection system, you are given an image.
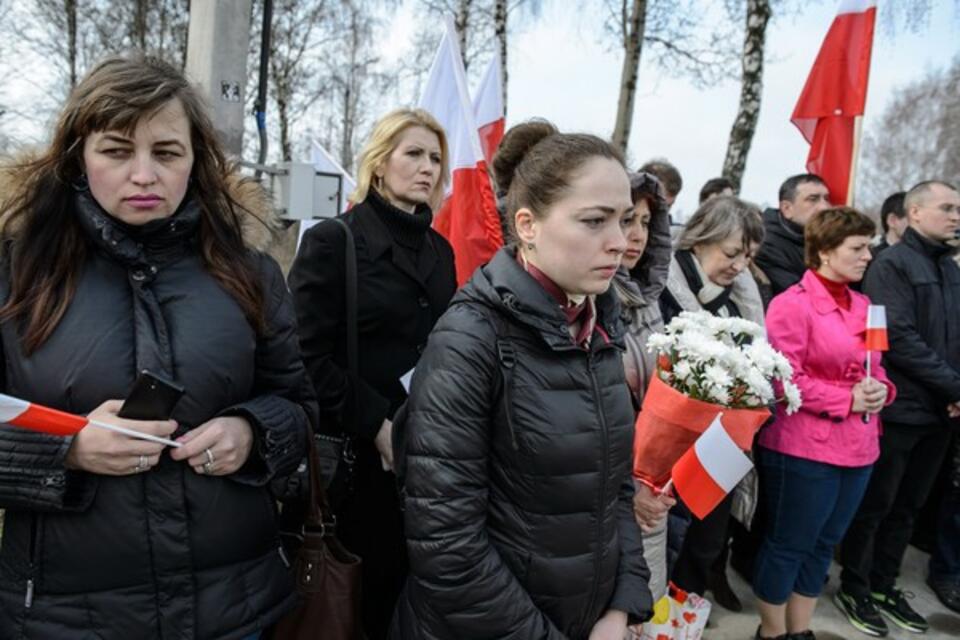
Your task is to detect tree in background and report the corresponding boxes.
[856,56,960,212]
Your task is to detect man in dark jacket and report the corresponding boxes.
[836,180,960,637]
[753,174,830,296]
[871,191,908,258]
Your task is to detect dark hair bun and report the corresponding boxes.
[491,119,558,195]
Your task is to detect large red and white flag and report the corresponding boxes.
[865,304,889,352]
[420,18,503,286]
[0,393,179,446]
[791,0,877,205]
[672,414,753,520]
[472,49,505,167]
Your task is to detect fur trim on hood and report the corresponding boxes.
[0,150,278,251]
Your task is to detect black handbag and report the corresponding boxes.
[316,217,360,498]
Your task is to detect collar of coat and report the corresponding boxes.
[460,245,624,353]
[763,207,804,245]
[901,226,958,261]
[795,269,870,336]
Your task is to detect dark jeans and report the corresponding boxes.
[930,437,960,584]
[671,491,734,595]
[840,422,952,598]
[752,449,872,604]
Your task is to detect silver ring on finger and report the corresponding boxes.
[134,454,148,473]
[202,460,214,475]
[204,448,215,465]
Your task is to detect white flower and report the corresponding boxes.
[646,332,674,354]
[674,360,694,382]
[783,382,803,414]
[703,365,733,390]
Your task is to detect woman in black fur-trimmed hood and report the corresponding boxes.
[0,56,312,640]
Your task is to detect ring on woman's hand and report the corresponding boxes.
[204,448,215,465]
[134,454,148,473]
[202,460,214,474]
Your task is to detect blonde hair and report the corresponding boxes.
[350,108,450,210]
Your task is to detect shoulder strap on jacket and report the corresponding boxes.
[487,310,520,451]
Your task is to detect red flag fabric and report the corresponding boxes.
[420,18,504,286]
[473,50,506,167]
[672,414,754,520]
[865,304,889,351]
[0,394,88,436]
[791,0,877,205]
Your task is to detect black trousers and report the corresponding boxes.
[337,442,408,640]
[672,491,735,594]
[839,421,951,598]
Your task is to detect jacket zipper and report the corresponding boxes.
[25,513,39,609]
[580,349,609,634]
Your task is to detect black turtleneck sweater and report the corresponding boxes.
[755,207,807,296]
[367,188,433,251]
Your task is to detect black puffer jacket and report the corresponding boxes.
[862,227,960,426]
[392,248,652,640]
[754,207,806,296]
[0,190,311,639]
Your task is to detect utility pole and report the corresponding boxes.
[185,0,253,156]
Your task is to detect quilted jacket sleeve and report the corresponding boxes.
[222,254,312,486]
[402,304,567,639]
[608,478,654,623]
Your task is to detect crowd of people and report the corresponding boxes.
[0,54,958,640]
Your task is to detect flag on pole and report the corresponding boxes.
[297,141,359,251]
[472,49,506,167]
[865,304,889,351]
[671,414,753,520]
[791,0,877,205]
[0,393,180,446]
[419,18,503,286]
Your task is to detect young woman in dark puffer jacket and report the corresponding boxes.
[391,124,653,640]
[0,57,311,640]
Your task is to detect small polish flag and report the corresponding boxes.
[671,414,753,520]
[865,304,888,351]
[419,18,504,286]
[0,393,180,446]
[472,49,505,167]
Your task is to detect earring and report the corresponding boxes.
[526,243,535,250]
[72,173,89,192]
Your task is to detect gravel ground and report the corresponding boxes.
[701,546,960,640]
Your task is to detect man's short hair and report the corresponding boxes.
[879,191,906,234]
[779,173,826,204]
[903,180,959,214]
[699,177,735,204]
[639,158,682,197]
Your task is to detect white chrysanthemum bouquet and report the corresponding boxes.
[633,311,802,486]
[646,311,802,413]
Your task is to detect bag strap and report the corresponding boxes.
[488,310,520,451]
[305,217,359,532]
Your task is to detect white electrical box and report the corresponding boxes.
[270,162,343,220]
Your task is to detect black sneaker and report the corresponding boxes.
[870,586,929,633]
[834,589,889,637]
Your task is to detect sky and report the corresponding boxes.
[388,0,959,220]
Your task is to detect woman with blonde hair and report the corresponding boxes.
[0,56,312,639]
[289,107,457,639]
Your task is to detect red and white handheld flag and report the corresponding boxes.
[671,414,753,520]
[791,0,877,205]
[0,393,180,446]
[419,18,503,286]
[472,49,505,167]
[865,304,888,352]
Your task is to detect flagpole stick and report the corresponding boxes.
[862,349,872,424]
[659,478,674,496]
[846,115,864,207]
[88,419,182,447]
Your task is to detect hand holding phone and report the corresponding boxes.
[118,370,185,421]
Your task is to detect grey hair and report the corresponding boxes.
[676,195,765,251]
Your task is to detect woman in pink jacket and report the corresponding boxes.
[753,208,896,640]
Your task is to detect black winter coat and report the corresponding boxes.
[0,191,311,639]
[288,191,456,442]
[754,208,806,296]
[862,227,960,426]
[392,248,652,640]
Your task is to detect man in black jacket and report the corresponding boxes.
[753,173,830,296]
[836,181,960,637]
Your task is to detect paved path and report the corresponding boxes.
[702,546,960,639]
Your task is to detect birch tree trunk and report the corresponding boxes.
[611,0,647,154]
[721,0,771,191]
[494,0,507,117]
[66,0,77,88]
[455,0,472,70]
